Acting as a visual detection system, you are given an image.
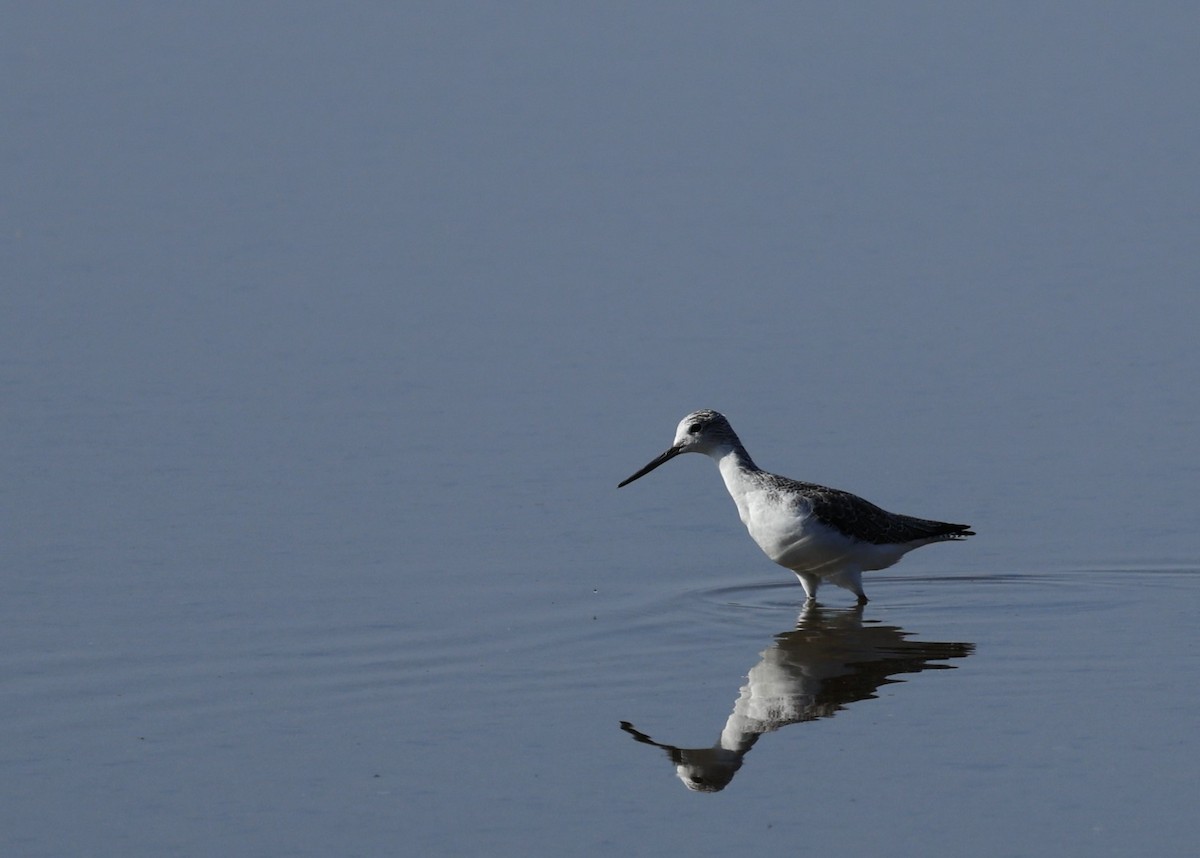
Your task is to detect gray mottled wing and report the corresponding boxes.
[771,477,975,545]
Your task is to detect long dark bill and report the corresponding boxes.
[617,445,683,488]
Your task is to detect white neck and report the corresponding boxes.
[715,446,759,524]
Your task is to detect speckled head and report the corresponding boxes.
[618,409,742,487]
[670,409,740,455]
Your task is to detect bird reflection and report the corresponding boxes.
[621,604,973,792]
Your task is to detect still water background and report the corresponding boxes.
[3,4,1198,856]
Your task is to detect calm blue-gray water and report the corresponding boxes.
[3,4,1198,856]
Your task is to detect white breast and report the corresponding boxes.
[719,461,911,574]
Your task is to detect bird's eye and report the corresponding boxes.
[688,422,702,434]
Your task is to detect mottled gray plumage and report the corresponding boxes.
[754,471,975,546]
[618,409,975,604]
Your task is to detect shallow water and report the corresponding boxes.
[5,564,1197,855]
[4,4,1199,856]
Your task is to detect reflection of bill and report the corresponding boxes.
[621,605,974,792]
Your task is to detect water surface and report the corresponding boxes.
[3,3,1198,856]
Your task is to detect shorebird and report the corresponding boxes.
[618,410,974,604]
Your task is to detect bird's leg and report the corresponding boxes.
[794,571,820,602]
[829,568,868,605]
